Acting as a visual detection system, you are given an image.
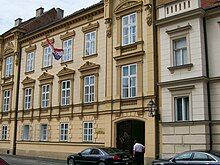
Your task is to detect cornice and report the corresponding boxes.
[22,76,36,85]
[158,76,208,87]
[114,0,143,14]
[156,8,205,27]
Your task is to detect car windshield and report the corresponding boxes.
[101,148,123,154]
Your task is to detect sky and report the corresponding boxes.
[0,0,101,34]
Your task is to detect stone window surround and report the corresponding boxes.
[59,122,69,142]
[2,83,13,114]
[38,72,54,111]
[60,30,75,65]
[4,55,14,78]
[166,24,193,74]
[41,38,54,71]
[168,85,194,122]
[25,44,36,74]
[81,22,99,59]
[114,1,143,56]
[83,121,93,142]
[57,67,75,108]
[22,77,36,112]
[78,62,100,105]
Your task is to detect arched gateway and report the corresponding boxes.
[116,120,145,155]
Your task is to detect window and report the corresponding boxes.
[1,125,8,140]
[63,39,73,62]
[175,96,189,121]
[26,52,35,72]
[23,125,30,140]
[3,90,10,112]
[192,152,215,161]
[122,64,137,98]
[61,80,70,106]
[5,56,13,77]
[84,75,95,103]
[175,152,192,161]
[24,88,32,110]
[122,13,137,46]
[41,84,50,108]
[85,31,96,56]
[83,122,93,142]
[43,46,52,68]
[173,37,187,66]
[60,123,68,141]
[40,124,48,141]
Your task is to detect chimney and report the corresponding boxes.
[36,7,44,17]
[14,18,22,27]
[56,8,64,19]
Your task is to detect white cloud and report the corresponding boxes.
[0,0,101,34]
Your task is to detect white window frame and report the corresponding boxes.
[84,75,95,103]
[5,56,13,77]
[122,12,137,46]
[3,90,10,112]
[62,38,73,62]
[40,124,48,141]
[2,125,8,140]
[23,125,30,140]
[60,123,68,141]
[85,31,96,56]
[61,80,71,106]
[173,37,188,66]
[121,64,137,98]
[24,88,32,110]
[41,84,50,108]
[174,96,190,121]
[83,122,93,142]
[26,52,35,72]
[43,46,52,68]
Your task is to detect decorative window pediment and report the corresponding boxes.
[38,72,54,82]
[25,45,36,53]
[57,67,75,77]
[41,38,54,47]
[78,61,100,74]
[60,30,75,40]
[3,42,14,55]
[114,0,142,14]
[22,76,36,85]
[82,22,99,33]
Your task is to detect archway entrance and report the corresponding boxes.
[116,120,145,155]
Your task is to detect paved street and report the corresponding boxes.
[0,154,66,165]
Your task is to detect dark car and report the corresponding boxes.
[152,150,220,165]
[0,157,9,165]
[67,147,133,165]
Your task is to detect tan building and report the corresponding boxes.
[156,0,220,159]
[0,0,158,164]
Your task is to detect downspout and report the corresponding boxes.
[203,15,212,150]
[12,35,22,155]
[152,0,160,159]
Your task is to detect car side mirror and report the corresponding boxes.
[171,158,176,163]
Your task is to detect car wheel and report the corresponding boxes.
[68,158,75,165]
[98,162,106,165]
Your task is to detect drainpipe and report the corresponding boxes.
[12,35,22,155]
[203,15,212,150]
[152,0,160,159]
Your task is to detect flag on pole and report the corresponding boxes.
[46,37,64,60]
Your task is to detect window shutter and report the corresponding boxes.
[48,125,51,140]
[35,124,40,141]
[7,125,10,140]
[29,125,33,140]
[20,125,24,140]
[0,126,2,140]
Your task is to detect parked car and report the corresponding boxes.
[0,157,9,165]
[152,150,220,165]
[67,147,133,165]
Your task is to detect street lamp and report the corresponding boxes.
[147,99,157,117]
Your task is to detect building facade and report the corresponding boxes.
[157,0,220,159]
[0,0,157,164]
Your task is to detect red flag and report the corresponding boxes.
[46,37,64,60]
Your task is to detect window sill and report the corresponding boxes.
[115,41,144,54]
[167,63,193,74]
[61,60,73,66]
[60,105,71,111]
[82,53,98,60]
[40,108,50,113]
[83,103,94,109]
[41,66,52,71]
[25,70,35,75]
[2,112,9,116]
[121,98,137,106]
[2,75,14,81]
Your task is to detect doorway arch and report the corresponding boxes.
[116,120,145,155]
